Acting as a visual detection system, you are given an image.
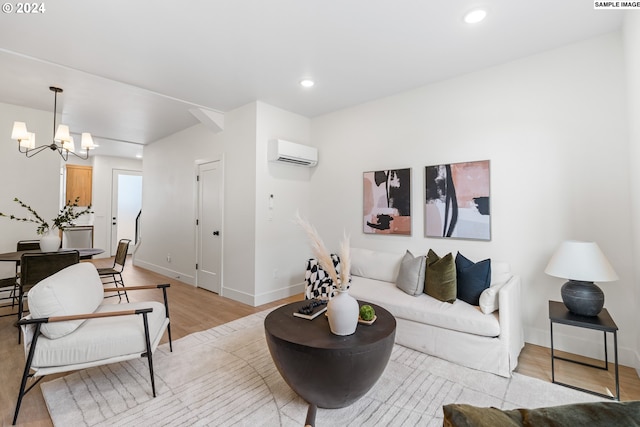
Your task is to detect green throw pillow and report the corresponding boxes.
[443,404,520,427]
[425,249,456,303]
[443,402,640,427]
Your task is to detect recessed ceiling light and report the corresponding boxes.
[464,9,487,24]
[299,79,315,88]
[136,154,143,159]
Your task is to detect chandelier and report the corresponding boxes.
[10,86,96,161]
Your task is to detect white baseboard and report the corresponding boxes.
[222,282,305,307]
[220,287,255,306]
[133,258,196,286]
[254,282,305,307]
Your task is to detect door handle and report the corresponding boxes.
[213,231,220,236]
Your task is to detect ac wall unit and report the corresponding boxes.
[268,139,318,167]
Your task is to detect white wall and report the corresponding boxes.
[310,32,637,366]
[254,102,312,305]
[137,101,312,306]
[217,103,258,302]
[0,102,62,278]
[136,124,223,284]
[623,12,640,371]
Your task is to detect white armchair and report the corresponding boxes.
[12,263,172,425]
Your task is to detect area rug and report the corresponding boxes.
[41,310,601,426]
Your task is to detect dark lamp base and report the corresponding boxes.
[561,280,604,317]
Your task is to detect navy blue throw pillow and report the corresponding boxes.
[455,253,491,306]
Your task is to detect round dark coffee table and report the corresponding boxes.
[264,300,395,425]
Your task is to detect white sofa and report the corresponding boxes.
[347,248,524,378]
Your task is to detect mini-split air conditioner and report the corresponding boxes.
[268,139,318,167]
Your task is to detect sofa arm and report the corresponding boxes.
[497,275,525,372]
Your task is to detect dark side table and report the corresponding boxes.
[549,300,619,400]
[265,300,396,426]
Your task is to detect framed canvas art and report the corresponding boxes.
[425,160,490,240]
[363,168,411,235]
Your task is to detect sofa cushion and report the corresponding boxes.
[29,301,168,368]
[455,253,491,306]
[443,402,640,427]
[396,250,426,296]
[28,263,104,340]
[425,249,456,303]
[350,276,500,337]
[350,247,403,283]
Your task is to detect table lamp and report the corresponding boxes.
[544,240,618,317]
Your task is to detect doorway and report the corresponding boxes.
[111,170,142,256]
[196,160,223,294]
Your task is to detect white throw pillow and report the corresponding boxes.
[490,261,511,286]
[28,263,105,339]
[479,280,508,314]
[478,261,513,314]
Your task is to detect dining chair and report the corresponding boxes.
[97,239,131,303]
[7,240,43,309]
[18,250,80,343]
[0,277,17,314]
[16,240,40,251]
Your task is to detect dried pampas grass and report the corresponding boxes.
[339,232,351,290]
[295,213,351,292]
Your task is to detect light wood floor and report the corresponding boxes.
[1,258,638,426]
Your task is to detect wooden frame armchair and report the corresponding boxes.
[12,263,172,425]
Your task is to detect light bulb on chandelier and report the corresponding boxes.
[10,86,97,161]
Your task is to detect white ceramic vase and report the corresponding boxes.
[39,229,61,252]
[327,288,359,336]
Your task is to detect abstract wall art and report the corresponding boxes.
[425,160,490,240]
[363,168,411,235]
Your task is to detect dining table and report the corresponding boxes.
[0,248,104,318]
[0,248,104,264]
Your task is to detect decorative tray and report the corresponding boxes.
[358,315,377,325]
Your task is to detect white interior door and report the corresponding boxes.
[111,170,142,255]
[197,161,222,293]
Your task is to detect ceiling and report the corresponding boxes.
[0,1,625,159]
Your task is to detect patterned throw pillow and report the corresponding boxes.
[304,254,345,299]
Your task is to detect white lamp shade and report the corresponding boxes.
[54,124,71,142]
[11,122,28,140]
[80,132,94,149]
[545,240,618,282]
[62,136,75,152]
